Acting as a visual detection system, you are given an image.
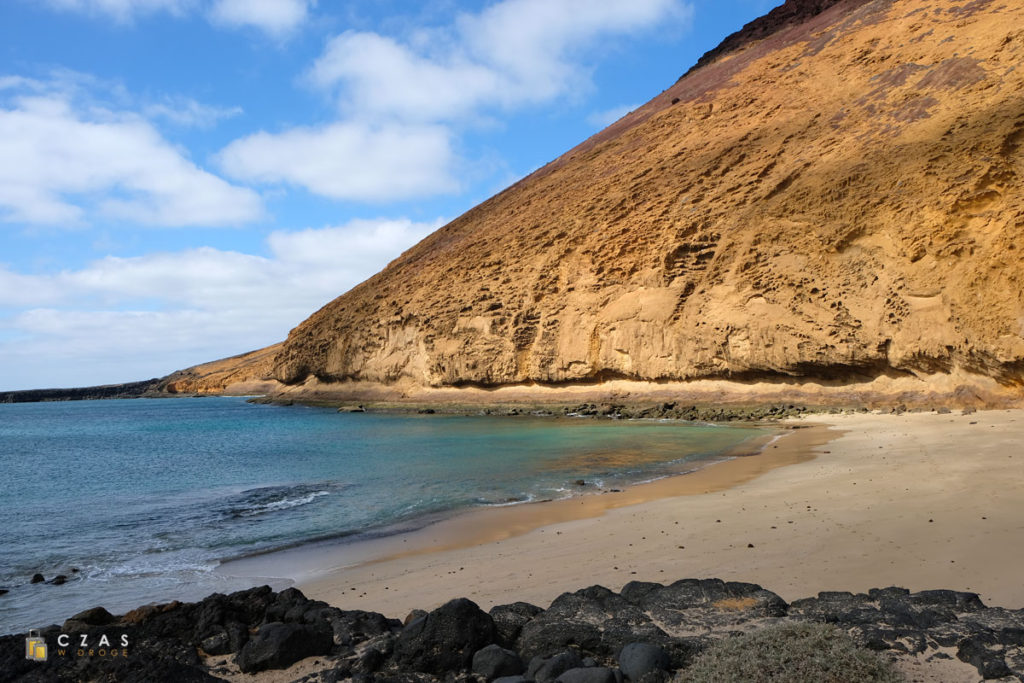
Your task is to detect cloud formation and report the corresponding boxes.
[0,83,262,227]
[219,122,458,201]
[143,96,243,128]
[224,0,690,201]
[208,0,311,37]
[41,0,193,22]
[310,0,688,122]
[40,0,313,36]
[0,218,441,389]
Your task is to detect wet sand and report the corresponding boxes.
[220,410,1024,620]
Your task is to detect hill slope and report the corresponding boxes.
[175,0,1024,407]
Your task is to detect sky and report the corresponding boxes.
[0,0,779,391]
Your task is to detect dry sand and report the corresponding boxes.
[221,410,1024,620]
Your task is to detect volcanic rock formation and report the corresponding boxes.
[170,0,1024,405]
[4,580,1023,681]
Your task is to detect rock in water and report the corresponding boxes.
[392,597,497,674]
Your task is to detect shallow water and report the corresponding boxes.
[0,396,767,633]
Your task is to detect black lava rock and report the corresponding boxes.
[957,636,1012,679]
[556,666,618,683]
[528,651,585,682]
[518,585,668,659]
[65,606,116,628]
[617,643,671,681]
[392,597,496,674]
[490,601,544,646]
[5,579,1024,682]
[333,609,403,646]
[472,644,525,680]
[235,621,334,673]
[354,645,387,674]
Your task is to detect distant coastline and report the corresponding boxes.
[0,378,162,403]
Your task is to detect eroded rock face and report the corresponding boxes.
[260,0,1024,395]
[156,343,284,395]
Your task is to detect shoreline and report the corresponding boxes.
[218,419,834,599]
[9,409,1024,683]
[218,408,1024,621]
[218,421,796,568]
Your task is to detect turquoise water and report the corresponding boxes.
[0,397,768,634]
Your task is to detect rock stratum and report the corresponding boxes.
[171,0,1024,407]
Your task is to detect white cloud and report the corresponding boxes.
[229,0,689,201]
[208,0,311,36]
[219,122,458,201]
[460,0,690,103]
[40,0,195,22]
[586,102,640,128]
[143,96,243,128]
[39,0,312,36]
[0,90,263,226]
[308,32,502,123]
[0,218,441,389]
[309,0,691,122]
[0,309,271,388]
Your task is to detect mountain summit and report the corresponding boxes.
[165,0,1024,407]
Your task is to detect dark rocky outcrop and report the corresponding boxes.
[236,621,334,673]
[617,643,670,682]
[680,0,874,78]
[490,602,544,647]
[555,667,618,683]
[392,598,497,674]
[4,579,1024,682]
[0,379,161,403]
[472,644,525,680]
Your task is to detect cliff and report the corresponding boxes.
[155,343,283,396]
[180,0,1024,407]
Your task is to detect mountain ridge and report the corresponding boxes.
[161,0,1024,408]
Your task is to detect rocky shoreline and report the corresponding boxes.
[247,398,820,423]
[0,379,162,403]
[4,578,1023,682]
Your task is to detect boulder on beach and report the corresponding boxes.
[235,621,334,673]
[392,597,497,674]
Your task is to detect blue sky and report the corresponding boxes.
[0,0,778,390]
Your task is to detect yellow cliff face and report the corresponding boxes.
[157,343,284,395]
[176,0,1024,404]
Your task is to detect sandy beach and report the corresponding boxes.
[217,409,1024,620]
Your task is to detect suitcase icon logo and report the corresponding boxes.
[25,630,47,661]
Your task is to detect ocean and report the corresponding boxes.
[0,397,769,634]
